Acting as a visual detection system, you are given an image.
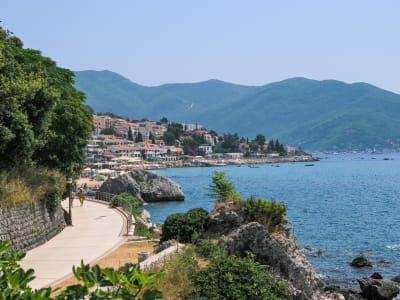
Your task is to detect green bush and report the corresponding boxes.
[134,221,152,239]
[239,196,287,233]
[195,239,226,260]
[110,192,141,216]
[0,240,164,300]
[208,172,287,233]
[161,208,208,243]
[189,253,288,300]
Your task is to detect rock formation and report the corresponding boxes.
[358,277,399,300]
[350,255,373,268]
[100,170,184,203]
[225,222,324,299]
[202,204,344,299]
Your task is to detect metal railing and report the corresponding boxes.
[88,191,132,236]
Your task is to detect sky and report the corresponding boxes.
[1,1,400,93]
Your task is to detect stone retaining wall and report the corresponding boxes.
[0,200,66,251]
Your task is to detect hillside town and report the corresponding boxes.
[84,114,314,180]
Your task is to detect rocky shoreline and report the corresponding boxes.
[203,203,400,300]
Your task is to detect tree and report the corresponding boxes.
[135,132,143,143]
[208,171,237,201]
[160,117,169,123]
[163,132,176,146]
[268,139,275,151]
[255,134,266,146]
[149,131,155,144]
[221,133,240,152]
[249,140,260,152]
[127,127,134,141]
[0,25,93,176]
[100,127,118,135]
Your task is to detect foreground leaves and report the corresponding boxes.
[0,240,164,300]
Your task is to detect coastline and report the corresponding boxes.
[139,155,318,170]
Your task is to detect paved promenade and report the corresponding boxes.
[20,199,126,289]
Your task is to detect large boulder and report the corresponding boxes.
[225,222,324,299]
[203,204,244,237]
[358,277,399,300]
[99,170,184,203]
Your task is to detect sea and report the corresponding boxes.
[145,153,400,287]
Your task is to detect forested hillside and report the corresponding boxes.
[75,70,400,151]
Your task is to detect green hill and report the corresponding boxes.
[74,70,400,151]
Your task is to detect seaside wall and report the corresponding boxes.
[0,200,66,251]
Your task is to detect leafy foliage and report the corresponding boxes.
[100,127,118,136]
[163,123,183,145]
[58,261,164,299]
[209,172,287,233]
[161,208,208,243]
[0,25,93,176]
[110,192,141,216]
[134,221,152,239]
[238,196,287,233]
[0,240,164,300]
[189,253,288,300]
[195,239,227,261]
[208,171,237,201]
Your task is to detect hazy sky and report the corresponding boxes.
[2,1,399,93]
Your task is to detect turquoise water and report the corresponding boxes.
[145,154,400,286]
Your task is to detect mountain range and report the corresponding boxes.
[74,70,400,151]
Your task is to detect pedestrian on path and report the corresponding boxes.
[78,188,85,206]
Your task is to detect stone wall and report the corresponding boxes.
[0,200,66,251]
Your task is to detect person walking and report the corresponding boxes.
[78,188,85,206]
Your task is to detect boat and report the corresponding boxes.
[305,164,315,167]
[248,165,259,168]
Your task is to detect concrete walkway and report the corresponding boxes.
[20,199,126,289]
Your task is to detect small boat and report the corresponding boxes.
[248,165,259,168]
[305,164,314,167]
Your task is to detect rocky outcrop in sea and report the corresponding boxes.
[99,170,184,203]
[202,203,400,300]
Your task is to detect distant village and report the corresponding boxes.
[84,114,312,179]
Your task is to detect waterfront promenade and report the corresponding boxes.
[20,199,126,289]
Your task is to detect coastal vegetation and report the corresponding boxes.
[0,240,164,300]
[0,25,93,207]
[161,208,208,243]
[209,171,287,233]
[75,70,400,151]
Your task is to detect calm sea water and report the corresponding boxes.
[145,154,400,286]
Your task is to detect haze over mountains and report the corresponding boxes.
[74,70,400,151]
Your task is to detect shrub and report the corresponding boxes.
[0,240,164,300]
[110,192,141,216]
[208,172,287,233]
[189,253,288,300]
[134,221,152,239]
[161,208,208,243]
[195,239,226,260]
[239,196,287,233]
[148,246,199,299]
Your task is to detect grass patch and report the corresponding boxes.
[147,246,199,300]
[0,164,65,207]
